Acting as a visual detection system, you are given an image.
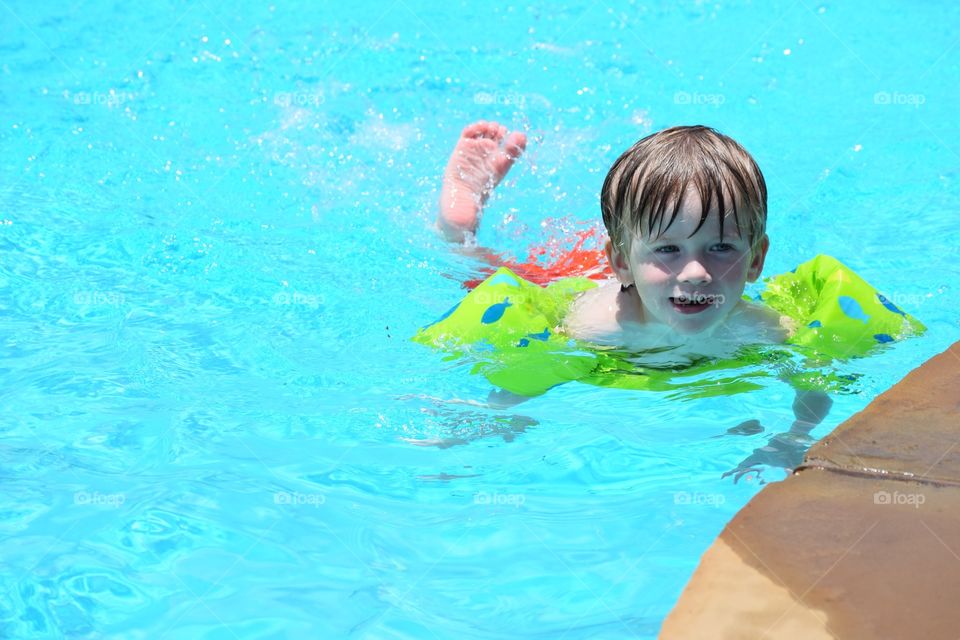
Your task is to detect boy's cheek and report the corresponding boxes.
[637,263,673,281]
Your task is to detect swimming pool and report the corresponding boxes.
[2,0,958,637]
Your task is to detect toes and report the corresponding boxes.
[478,121,504,140]
[460,121,488,139]
[461,120,508,141]
[503,131,527,159]
[491,136,525,178]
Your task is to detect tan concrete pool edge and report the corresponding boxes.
[661,340,960,639]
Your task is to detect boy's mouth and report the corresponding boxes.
[670,294,720,314]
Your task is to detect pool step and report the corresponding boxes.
[661,340,960,639]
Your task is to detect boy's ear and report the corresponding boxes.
[746,234,770,283]
[604,238,634,287]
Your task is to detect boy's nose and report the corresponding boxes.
[678,259,712,284]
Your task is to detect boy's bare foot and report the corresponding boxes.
[438,121,527,242]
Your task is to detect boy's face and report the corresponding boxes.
[605,188,768,336]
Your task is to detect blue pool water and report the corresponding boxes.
[2,1,959,637]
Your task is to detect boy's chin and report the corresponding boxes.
[663,309,727,335]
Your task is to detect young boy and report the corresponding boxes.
[439,121,789,364]
[435,120,832,480]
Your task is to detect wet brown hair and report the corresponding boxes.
[601,125,767,251]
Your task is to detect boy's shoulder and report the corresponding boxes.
[561,281,625,345]
[729,299,794,344]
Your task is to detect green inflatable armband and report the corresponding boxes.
[413,255,925,398]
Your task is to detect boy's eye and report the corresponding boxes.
[711,243,736,252]
[654,245,679,254]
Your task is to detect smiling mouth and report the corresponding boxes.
[670,294,720,314]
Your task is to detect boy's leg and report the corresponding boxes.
[437,121,526,243]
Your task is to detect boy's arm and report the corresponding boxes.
[487,388,532,409]
[724,380,833,483]
[788,388,833,439]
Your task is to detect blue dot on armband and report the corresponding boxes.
[838,296,869,323]
[528,328,550,341]
[481,298,513,324]
[877,293,906,316]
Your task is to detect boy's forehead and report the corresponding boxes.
[646,202,746,240]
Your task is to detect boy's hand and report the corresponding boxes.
[722,419,764,436]
[722,432,814,484]
[722,388,833,483]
